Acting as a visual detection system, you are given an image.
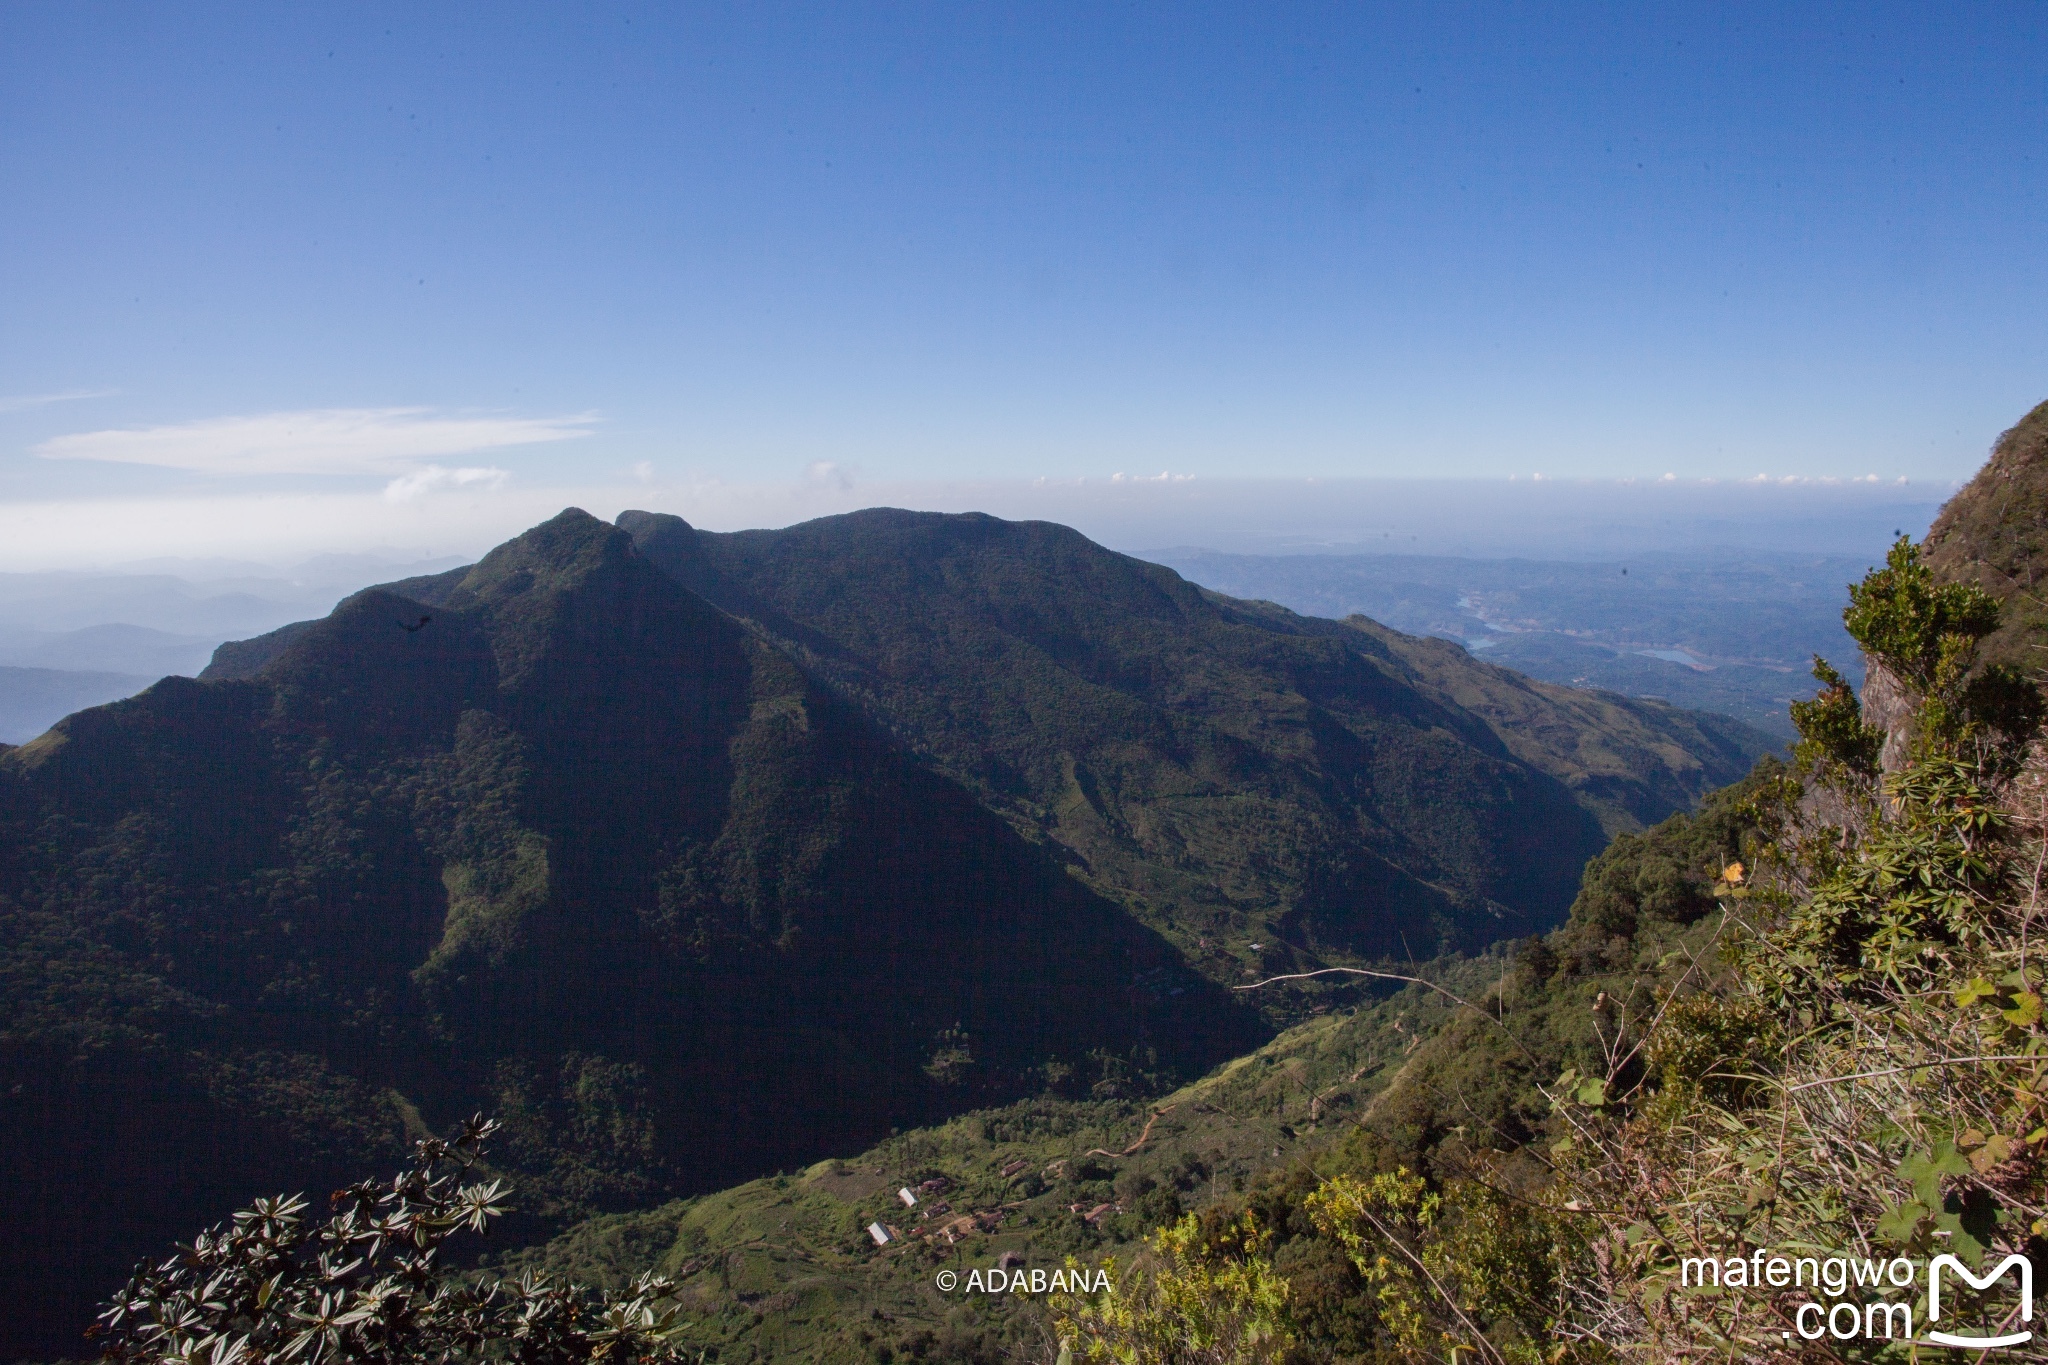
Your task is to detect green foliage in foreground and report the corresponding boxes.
[95,1118,697,1365]
[1050,1214,1294,1365]
[1507,543,2044,1360]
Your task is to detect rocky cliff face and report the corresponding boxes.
[1923,398,2048,672]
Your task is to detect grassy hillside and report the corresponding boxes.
[518,958,1493,1364]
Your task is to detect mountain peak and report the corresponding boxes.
[446,507,631,607]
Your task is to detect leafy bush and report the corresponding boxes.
[93,1117,698,1365]
[1049,1213,1293,1365]
[1306,1169,1567,1365]
[1535,539,2048,1358]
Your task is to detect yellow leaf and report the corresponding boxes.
[1969,1134,2017,1173]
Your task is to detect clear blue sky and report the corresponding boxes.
[0,2,2042,561]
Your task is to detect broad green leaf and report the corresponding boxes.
[1956,977,1998,1006]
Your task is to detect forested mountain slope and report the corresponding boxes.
[510,457,2048,1359]
[617,508,1770,970]
[0,511,1253,1358]
[7,506,1773,1357]
[510,783,1760,1364]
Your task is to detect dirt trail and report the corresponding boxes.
[1081,1105,1176,1159]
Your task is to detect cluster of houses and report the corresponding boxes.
[867,1154,1119,1249]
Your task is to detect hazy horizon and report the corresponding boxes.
[0,470,1955,573]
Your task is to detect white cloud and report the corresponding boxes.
[804,460,856,490]
[0,388,117,414]
[35,406,596,475]
[383,465,511,502]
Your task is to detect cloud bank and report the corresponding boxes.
[0,473,1952,573]
[34,407,596,475]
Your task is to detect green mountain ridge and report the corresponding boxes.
[3,505,1768,1358]
[616,508,1770,971]
[0,511,1250,1358]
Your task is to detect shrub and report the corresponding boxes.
[93,1117,698,1365]
[1049,1212,1293,1365]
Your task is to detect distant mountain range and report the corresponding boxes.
[0,624,271,742]
[0,508,1772,1356]
[0,622,220,676]
[0,664,156,744]
[0,555,469,640]
[0,559,479,743]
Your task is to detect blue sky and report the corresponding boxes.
[0,3,2041,562]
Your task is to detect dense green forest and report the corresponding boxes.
[0,500,1766,1358]
[615,505,1768,963]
